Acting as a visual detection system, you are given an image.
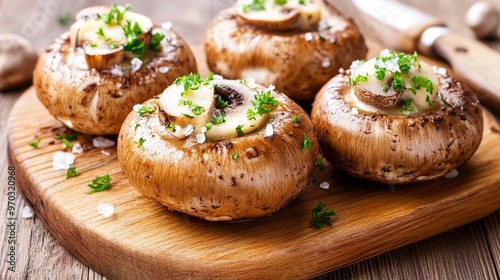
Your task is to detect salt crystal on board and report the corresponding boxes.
[53,151,75,170]
[93,136,115,148]
[98,203,114,218]
[21,206,33,219]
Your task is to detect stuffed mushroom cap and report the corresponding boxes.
[205,0,367,104]
[117,74,319,221]
[34,5,197,135]
[311,50,483,184]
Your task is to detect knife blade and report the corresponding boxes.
[352,0,500,113]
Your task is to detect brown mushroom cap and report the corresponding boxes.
[117,84,319,221]
[204,0,367,104]
[310,71,484,184]
[34,25,197,135]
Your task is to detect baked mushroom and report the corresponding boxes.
[117,73,319,221]
[204,0,367,104]
[34,5,197,135]
[311,50,484,184]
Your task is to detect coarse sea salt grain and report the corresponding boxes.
[265,123,274,137]
[182,125,194,137]
[322,58,330,68]
[72,143,83,154]
[266,84,275,91]
[244,77,256,88]
[131,57,143,72]
[53,151,75,171]
[98,203,114,218]
[213,74,223,80]
[319,181,330,190]
[161,21,172,30]
[21,206,33,219]
[196,133,206,144]
[305,32,313,41]
[110,65,123,76]
[101,150,110,156]
[351,107,359,115]
[133,104,142,112]
[158,66,169,74]
[444,169,459,179]
[93,136,116,148]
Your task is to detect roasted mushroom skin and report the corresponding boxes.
[205,0,367,104]
[311,72,483,184]
[117,90,319,221]
[34,26,197,135]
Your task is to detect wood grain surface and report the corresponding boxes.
[7,57,500,279]
[2,0,500,279]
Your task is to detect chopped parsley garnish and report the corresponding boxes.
[54,133,77,141]
[232,152,239,161]
[182,113,195,119]
[110,42,119,49]
[275,0,287,4]
[134,123,140,131]
[98,4,131,25]
[215,95,229,108]
[292,116,301,123]
[87,174,111,194]
[382,85,389,92]
[210,112,226,124]
[58,13,72,26]
[122,19,145,57]
[96,28,105,37]
[301,135,312,151]
[137,105,155,116]
[179,99,205,116]
[410,75,434,95]
[246,91,278,120]
[149,32,165,50]
[315,156,324,169]
[136,137,145,147]
[235,125,245,136]
[28,138,41,148]
[62,138,73,149]
[204,123,213,131]
[90,42,98,47]
[312,202,336,229]
[400,98,416,114]
[174,73,214,97]
[243,0,266,13]
[299,0,306,4]
[349,74,368,85]
[166,123,176,131]
[66,167,80,179]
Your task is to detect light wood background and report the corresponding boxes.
[1,0,500,279]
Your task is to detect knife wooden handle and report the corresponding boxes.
[432,33,500,113]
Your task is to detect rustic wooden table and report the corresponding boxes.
[1,0,500,279]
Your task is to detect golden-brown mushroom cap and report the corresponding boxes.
[204,0,367,104]
[34,11,197,135]
[310,70,483,184]
[117,81,319,221]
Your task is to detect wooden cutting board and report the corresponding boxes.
[8,47,500,279]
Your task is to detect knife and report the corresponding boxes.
[351,0,500,113]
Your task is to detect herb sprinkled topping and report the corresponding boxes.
[312,202,336,229]
[88,174,111,194]
[246,90,278,120]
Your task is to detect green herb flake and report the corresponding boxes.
[87,174,111,194]
[174,73,214,97]
[58,13,72,26]
[243,0,266,13]
[382,85,389,93]
[98,4,131,25]
[246,90,278,120]
[275,0,287,4]
[215,95,229,108]
[122,19,145,57]
[292,116,301,123]
[134,123,140,131]
[90,42,98,47]
[180,99,205,116]
[301,135,312,151]
[62,138,73,149]
[410,75,434,95]
[210,112,226,124]
[349,74,368,85]
[315,156,324,170]
[299,0,306,4]
[28,138,42,148]
[236,125,245,136]
[400,98,416,114]
[137,105,155,116]
[136,137,145,147]
[312,202,336,229]
[231,152,239,161]
[66,167,80,179]
[149,32,165,50]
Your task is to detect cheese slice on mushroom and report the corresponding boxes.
[236,0,321,31]
[349,50,440,115]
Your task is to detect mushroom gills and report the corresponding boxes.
[236,0,321,31]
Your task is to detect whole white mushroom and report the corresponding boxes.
[465,1,499,39]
